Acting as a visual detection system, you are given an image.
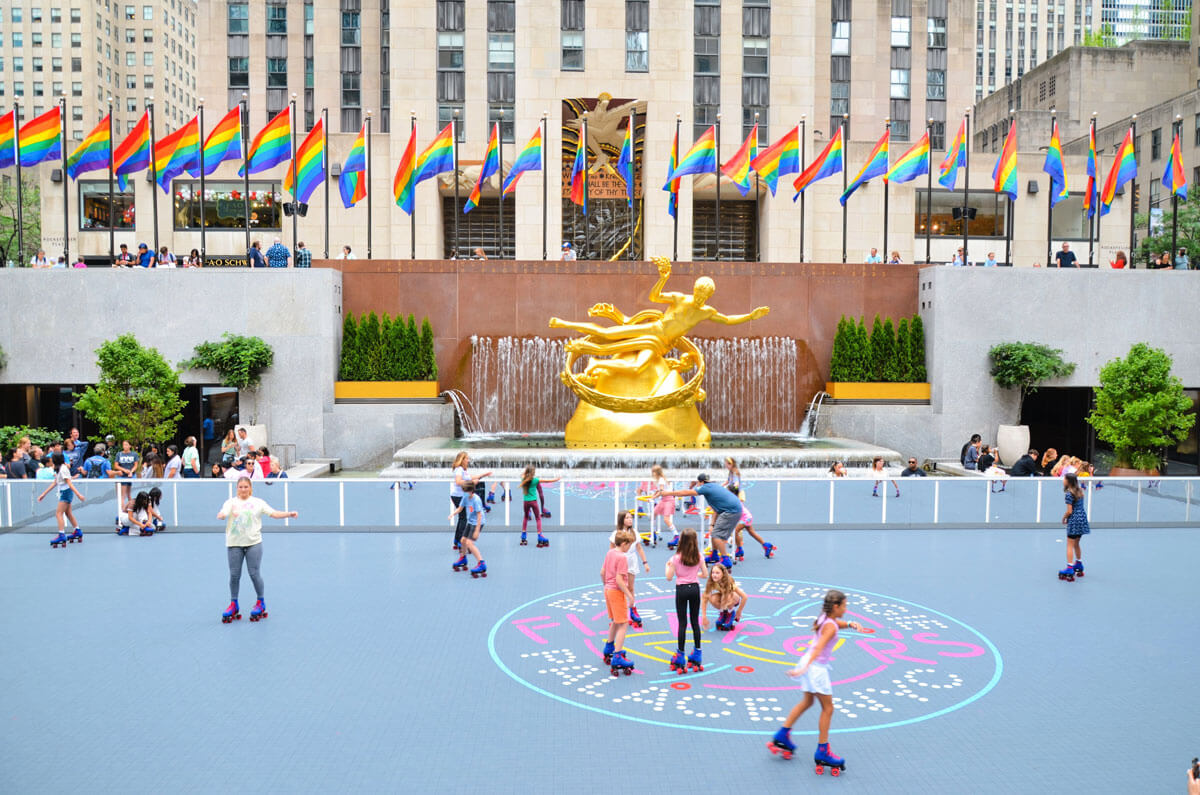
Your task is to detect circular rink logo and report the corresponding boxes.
[488,578,1002,734]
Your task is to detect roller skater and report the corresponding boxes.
[768,589,863,776]
[222,600,241,623]
[657,473,742,573]
[1060,472,1090,582]
[601,528,637,679]
[217,477,297,625]
[449,452,491,554]
[704,563,746,637]
[460,483,489,579]
[249,599,268,622]
[729,484,778,562]
[665,528,708,678]
[520,465,560,549]
[669,649,687,674]
[686,648,703,672]
[37,452,85,550]
[470,561,488,578]
[124,491,157,537]
[649,464,678,549]
[611,511,651,628]
[871,456,900,498]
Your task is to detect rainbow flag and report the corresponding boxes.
[885,132,930,184]
[339,123,367,208]
[1084,123,1098,218]
[414,123,455,185]
[749,126,799,197]
[664,126,717,186]
[239,107,291,176]
[663,126,680,217]
[569,130,587,214]
[501,126,542,197]
[840,128,889,205]
[991,121,1019,201]
[113,111,151,191]
[18,107,62,168]
[464,123,500,214]
[1162,132,1187,201]
[938,119,968,190]
[617,118,635,206]
[0,110,17,170]
[154,116,200,193]
[393,123,417,215]
[66,115,111,180]
[194,106,242,177]
[722,124,758,197]
[792,127,843,199]
[284,117,325,204]
[1100,127,1136,216]
[1042,121,1069,207]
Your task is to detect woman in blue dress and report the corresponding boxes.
[1059,472,1089,581]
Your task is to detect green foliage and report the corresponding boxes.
[338,311,437,381]
[181,334,275,390]
[0,343,7,372]
[852,318,871,381]
[1082,24,1117,47]
[360,311,384,380]
[74,335,186,451]
[0,176,42,265]
[988,342,1077,423]
[420,318,438,381]
[1135,197,1200,268]
[339,313,360,380]
[378,315,397,380]
[909,315,927,382]
[895,318,913,382]
[403,315,420,380]
[829,317,852,382]
[881,319,903,382]
[867,316,887,381]
[829,314,927,383]
[0,425,60,454]
[1087,343,1196,470]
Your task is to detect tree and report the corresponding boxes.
[868,315,892,381]
[403,315,420,380]
[853,317,872,381]
[828,317,852,382]
[74,335,186,452]
[181,334,275,390]
[419,317,438,381]
[1087,343,1195,471]
[881,318,903,381]
[378,314,399,380]
[895,318,913,382]
[0,176,41,266]
[1135,197,1200,267]
[988,342,1077,424]
[1082,23,1116,47]
[339,313,359,380]
[909,315,927,382]
[360,311,383,381]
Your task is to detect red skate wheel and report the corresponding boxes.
[815,765,824,775]
[831,768,841,777]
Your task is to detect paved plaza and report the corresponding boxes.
[2,518,1197,793]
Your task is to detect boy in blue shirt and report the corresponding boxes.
[451,482,488,578]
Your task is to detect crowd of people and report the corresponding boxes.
[21,238,319,268]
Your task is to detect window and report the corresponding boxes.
[929,120,945,151]
[31,58,43,73]
[928,17,947,48]
[1151,128,1162,160]
[32,33,43,47]
[127,98,136,111]
[891,17,910,47]
[143,6,154,20]
[71,33,82,47]
[51,33,61,48]
[743,38,768,76]
[10,7,20,22]
[31,7,42,22]
[438,32,465,69]
[890,69,910,99]
[832,21,850,55]
[228,57,248,88]
[51,7,60,23]
[830,81,849,115]
[267,58,288,88]
[267,4,287,34]
[126,52,136,67]
[913,189,1009,238]
[562,31,584,70]
[305,3,314,35]
[71,106,82,121]
[73,81,83,97]
[341,72,360,107]
[32,82,44,98]
[144,29,153,43]
[1195,113,1200,147]
[173,181,282,231]
[13,58,23,73]
[341,12,361,45]
[891,120,910,140]
[626,0,649,72]
[927,69,945,99]
[12,82,22,96]
[438,104,466,142]
[695,36,719,74]
[125,4,136,19]
[143,74,153,89]
[12,33,23,48]
[488,104,514,144]
[488,33,514,71]
[694,103,718,141]
[0,82,4,97]
[144,52,153,67]
[71,9,81,23]
[228,3,248,34]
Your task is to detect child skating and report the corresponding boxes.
[451,482,488,578]
[520,465,560,548]
[1059,472,1089,581]
[649,465,679,549]
[768,589,864,776]
[703,563,746,631]
[727,484,776,561]
[601,528,637,676]
[870,456,900,498]
[121,491,162,536]
[610,511,651,627]
[664,528,707,674]
[216,477,298,623]
[38,451,85,548]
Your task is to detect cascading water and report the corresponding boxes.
[469,335,799,434]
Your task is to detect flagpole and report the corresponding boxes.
[925,118,932,264]
[498,110,505,259]
[452,110,460,259]
[582,111,589,259]
[323,108,330,258]
[541,111,548,261]
[1171,116,1182,261]
[1128,114,1137,266]
[1088,114,1096,266]
[672,113,680,262]
[715,113,721,261]
[289,95,298,255]
[59,95,69,265]
[14,103,24,264]
[962,109,971,265]
[198,99,207,263]
[628,108,635,261]
[107,97,115,262]
[239,93,250,267]
[1005,108,1014,267]
[1045,109,1055,270]
[799,115,806,263]
[883,118,890,264]
[753,112,760,263]
[366,110,373,260]
[410,111,416,260]
[841,114,848,264]
[149,98,160,257]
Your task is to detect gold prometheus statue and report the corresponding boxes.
[549,256,770,447]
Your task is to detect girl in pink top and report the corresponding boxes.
[664,528,707,674]
[768,589,864,775]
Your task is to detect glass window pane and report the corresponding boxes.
[79,182,136,230]
[173,181,282,230]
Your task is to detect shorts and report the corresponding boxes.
[1066,533,1085,539]
[792,656,833,695]
[605,588,628,624]
[58,488,74,504]
[653,497,675,517]
[711,511,738,541]
[466,523,481,541]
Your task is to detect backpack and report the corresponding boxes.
[86,456,106,478]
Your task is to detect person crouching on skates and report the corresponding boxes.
[768,589,863,776]
[665,528,707,673]
[452,482,488,577]
[1059,472,1089,581]
[38,451,85,547]
[611,510,651,627]
[216,477,298,623]
[703,563,746,632]
[601,528,637,676]
[520,465,560,548]
[727,484,775,560]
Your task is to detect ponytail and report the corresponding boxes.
[812,589,846,631]
[520,465,535,491]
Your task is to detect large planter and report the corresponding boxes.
[334,381,440,400]
[825,382,931,402]
[995,424,1030,467]
[1107,466,1161,478]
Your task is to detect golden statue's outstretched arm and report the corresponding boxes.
[710,306,771,325]
[647,256,679,306]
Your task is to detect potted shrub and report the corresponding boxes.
[825,314,930,401]
[1087,343,1195,475]
[334,311,440,399]
[181,333,275,426]
[988,342,1076,465]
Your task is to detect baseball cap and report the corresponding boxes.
[562,241,571,248]
[138,243,148,250]
[695,472,710,483]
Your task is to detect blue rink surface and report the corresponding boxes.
[2,524,1199,794]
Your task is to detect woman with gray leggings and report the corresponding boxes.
[216,477,298,623]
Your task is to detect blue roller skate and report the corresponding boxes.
[116,525,130,536]
[814,742,846,776]
[704,548,719,565]
[763,542,776,558]
[1073,560,1084,578]
[734,546,745,562]
[602,641,615,665]
[767,726,796,760]
[249,599,267,622]
[720,555,734,570]
[669,649,687,674]
[470,560,488,578]
[610,649,634,677]
[535,533,549,548]
[666,534,680,550]
[716,609,736,631]
[520,531,528,546]
[50,532,68,549]
[221,600,241,623]
[1057,565,1076,582]
[152,518,165,532]
[686,648,703,672]
[67,528,83,544]
[452,554,468,572]
[629,606,643,629]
